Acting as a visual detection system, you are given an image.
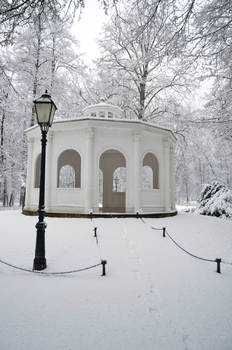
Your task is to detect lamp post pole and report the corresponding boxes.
[33,129,48,270]
[33,91,57,271]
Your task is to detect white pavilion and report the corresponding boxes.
[23,101,177,217]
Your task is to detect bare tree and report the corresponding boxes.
[98,0,194,120]
[0,0,119,45]
[0,0,85,45]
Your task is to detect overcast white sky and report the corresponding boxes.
[72,1,108,66]
[71,2,210,109]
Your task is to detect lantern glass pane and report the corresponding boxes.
[49,104,56,126]
[35,103,51,124]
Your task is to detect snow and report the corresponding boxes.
[195,182,232,219]
[176,204,196,212]
[0,210,232,350]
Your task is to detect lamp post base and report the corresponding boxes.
[34,220,47,270]
[33,257,47,271]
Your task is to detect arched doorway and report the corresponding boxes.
[57,149,81,188]
[99,149,126,213]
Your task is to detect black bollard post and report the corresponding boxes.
[94,227,97,237]
[162,227,166,238]
[101,260,107,276]
[215,258,221,273]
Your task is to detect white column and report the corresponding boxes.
[170,144,176,211]
[45,130,54,211]
[85,127,95,213]
[24,137,35,210]
[163,138,171,212]
[133,131,141,213]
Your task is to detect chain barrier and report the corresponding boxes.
[140,217,163,230]
[89,217,105,265]
[0,257,106,275]
[141,218,230,272]
[90,219,108,275]
[151,226,163,231]
[93,226,99,245]
[165,230,215,263]
[0,213,108,276]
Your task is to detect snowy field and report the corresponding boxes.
[0,210,232,350]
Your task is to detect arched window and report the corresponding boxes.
[57,149,81,188]
[34,153,41,188]
[113,167,126,192]
[143,153,159,189]
[59,165,75,188]
[99,111,105,118]
[142,166,153,189]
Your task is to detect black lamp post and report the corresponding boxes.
[33,90,57,270]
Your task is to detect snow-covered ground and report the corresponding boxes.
[176,204,196,212]
[0,210,232,350]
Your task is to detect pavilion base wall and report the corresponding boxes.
[22,208,177,218]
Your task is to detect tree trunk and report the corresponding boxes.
[138,68,148,120]
[185,180,189,204]
[50,34,56,93]
[139,82,145,119]
[20,186,26,208]
[31,14,42,126]
[9,191,15,207]
[3,176,8,207]
[0,111,6,206]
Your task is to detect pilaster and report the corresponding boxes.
[25,137,35,209]
[85,127,95,213]
[163,138,171,211]
[170,144,176,210]
[133,131,141,212]
[45,130,54,210]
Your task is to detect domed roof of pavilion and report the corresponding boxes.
[82,99,124,119]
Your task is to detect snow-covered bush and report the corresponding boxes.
[195,181,232,218]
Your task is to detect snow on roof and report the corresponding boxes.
[82,100,124,118]
[25,116,177,141]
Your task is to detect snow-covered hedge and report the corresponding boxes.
[195,181,232,218]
